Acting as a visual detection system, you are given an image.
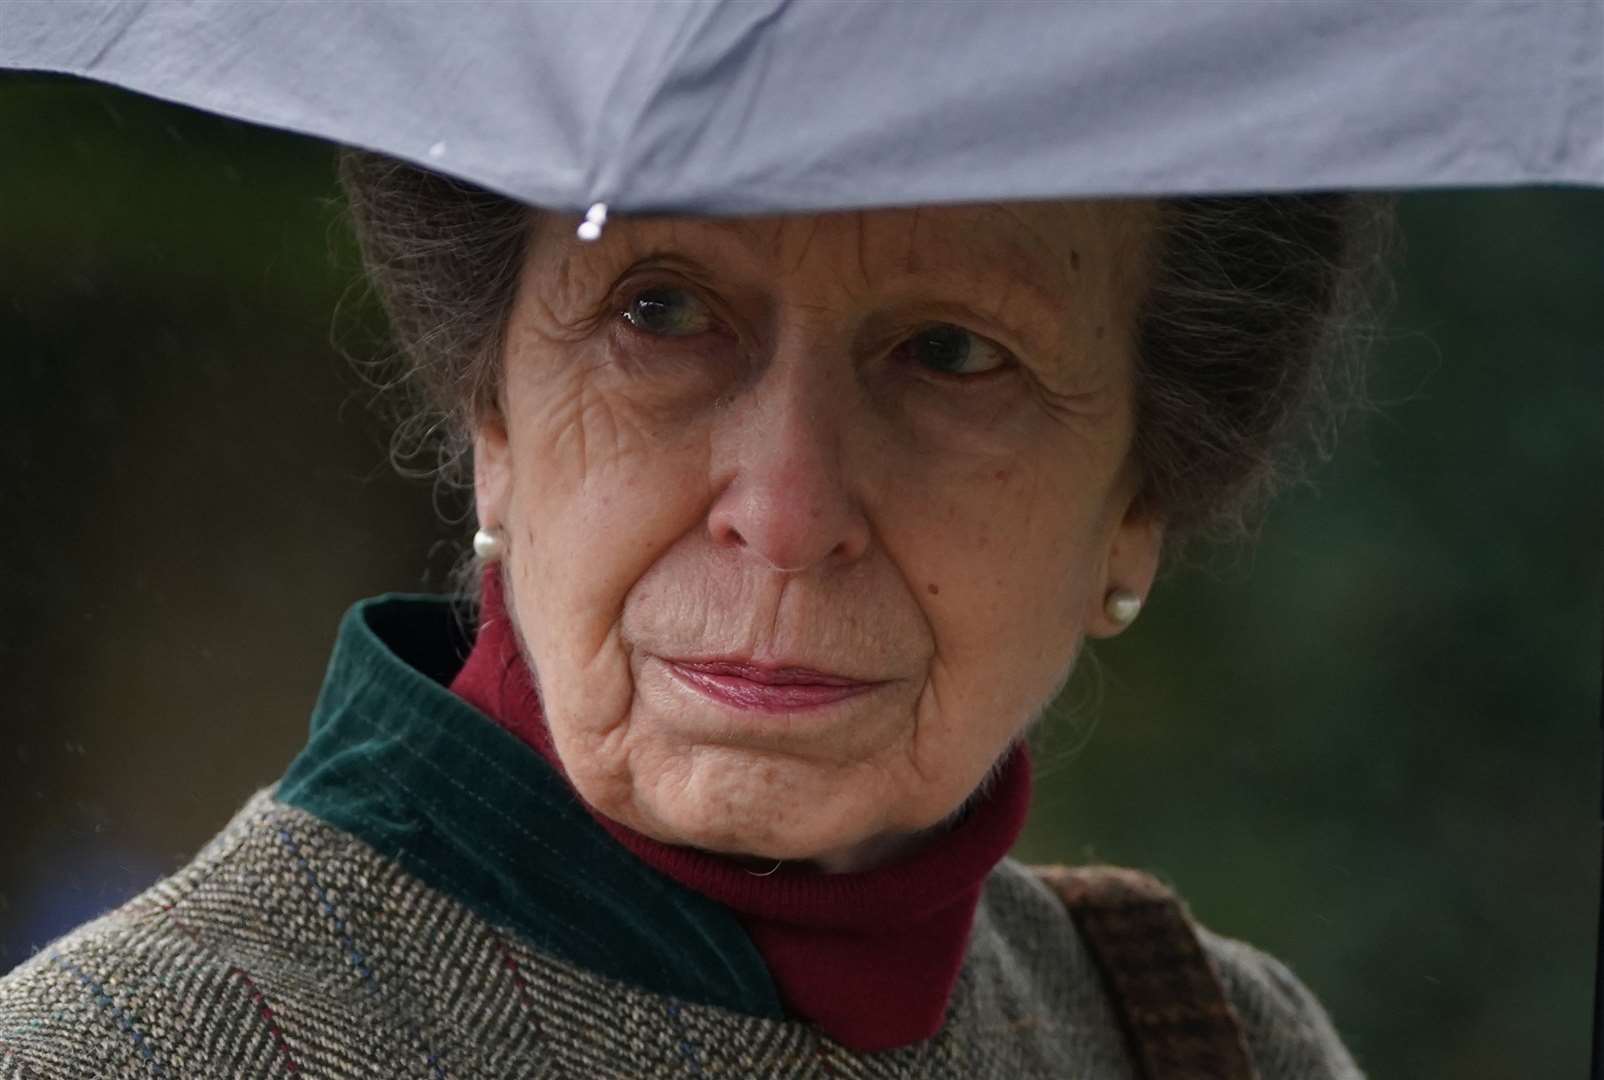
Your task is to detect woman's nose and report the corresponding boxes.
[706,357,872,574]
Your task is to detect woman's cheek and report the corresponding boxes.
[509,349,711,561]
[923,464,1087,720]
[500,354,718,744]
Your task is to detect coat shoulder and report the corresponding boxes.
[978,859,1364,1080]
[0,789,283,1079]
[1198,927,1366,1080]
[0,787,558,1080]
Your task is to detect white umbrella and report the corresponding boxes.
[3,0,1600,223]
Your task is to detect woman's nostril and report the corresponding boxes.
[707,484,866,574]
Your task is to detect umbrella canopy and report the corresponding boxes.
[3,0,1601,216]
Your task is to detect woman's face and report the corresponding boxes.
[475,203,1162,871]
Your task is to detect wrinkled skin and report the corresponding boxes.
[474,203,1163,872]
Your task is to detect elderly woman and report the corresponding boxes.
[0,151,1380,1078]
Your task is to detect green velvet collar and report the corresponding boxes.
[275,594,783,1018]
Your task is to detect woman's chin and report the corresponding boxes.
[634,796,876,867]
[613,753,911,870]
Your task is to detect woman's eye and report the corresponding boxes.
[901,324,1013,378]
[621,286,715,337]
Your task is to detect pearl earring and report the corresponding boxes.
[472,527,503,562]
[1105,588,1142,626]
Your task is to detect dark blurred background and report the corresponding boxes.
[3,74,1600,1078]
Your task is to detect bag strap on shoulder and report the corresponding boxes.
[1033,864,1259,1080]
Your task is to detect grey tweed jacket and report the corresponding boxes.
[0,788,1361,1079]
[0,596,1363,1078]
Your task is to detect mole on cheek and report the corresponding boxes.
[927,583,941,596]
[993,469,1009,483]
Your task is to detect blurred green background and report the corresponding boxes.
[2,75,1600,1078]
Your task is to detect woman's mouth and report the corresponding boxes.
[664,658,882,712]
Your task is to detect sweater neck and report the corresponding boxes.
[451,568,1032,1052]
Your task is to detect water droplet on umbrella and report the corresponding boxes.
[577,202,608,241]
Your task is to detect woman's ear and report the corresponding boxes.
[473,410,513,535]
[1085,500,1164,639]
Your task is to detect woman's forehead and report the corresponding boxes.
[540,200,1154,311]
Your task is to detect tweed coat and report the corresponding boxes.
[0,596,1363,1078]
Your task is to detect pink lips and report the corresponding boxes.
[666,659,880,713]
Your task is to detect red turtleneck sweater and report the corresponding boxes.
[450,569,1032,1052]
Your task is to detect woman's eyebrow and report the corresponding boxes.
[622,250,721,278]
[900,256,1071,312]
[609,221,770,279]
[618,216,1081,332]
[881,214,1082,313]
[861,253,1077,342]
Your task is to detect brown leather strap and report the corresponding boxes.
[1034,865,1258,1080]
